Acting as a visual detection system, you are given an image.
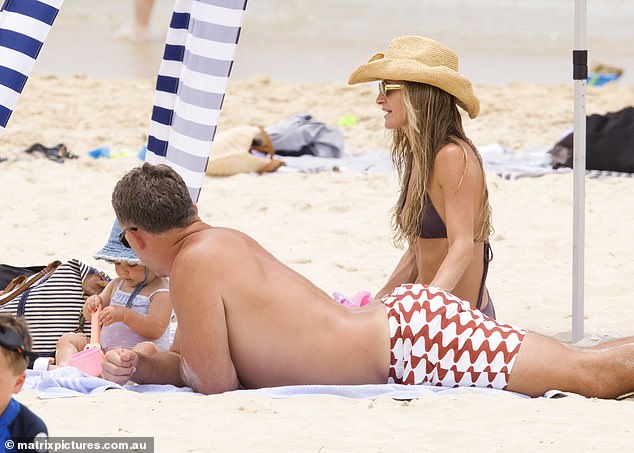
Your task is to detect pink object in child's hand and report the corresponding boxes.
[90,305,101,345]
[70,305,103,376]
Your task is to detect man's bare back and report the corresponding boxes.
[167,224,391,393]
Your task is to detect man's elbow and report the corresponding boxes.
[180,358,239,394]
[194,379,239,395]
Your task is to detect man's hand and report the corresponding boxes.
[101,348,138,385]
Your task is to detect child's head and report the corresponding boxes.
[94,221,155,287]
[0,314,31,410]
[0,314,31,373]
[113,261,153,287]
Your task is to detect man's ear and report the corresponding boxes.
[128,229,145,251]
[193,203,198,214]
[12,371,26,394]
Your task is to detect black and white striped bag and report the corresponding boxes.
[0,259,102,359]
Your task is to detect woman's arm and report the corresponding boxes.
[429,144,479,292]
[375,245,418,299]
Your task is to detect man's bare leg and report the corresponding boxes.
[134,0,154,29]
[507,332,634,398]
[115,0,159,42]
[574,337,634,350]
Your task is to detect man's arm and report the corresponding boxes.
[101,328,185,386]
[169,243,240,394]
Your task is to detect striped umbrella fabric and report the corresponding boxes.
[145,0,248,202]
[0,0,62,138]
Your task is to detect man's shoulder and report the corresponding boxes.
[186,226,246,248]
[176,227,247,268]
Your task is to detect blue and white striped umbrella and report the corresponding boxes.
[145,0,248,202]
[0,0,62,137]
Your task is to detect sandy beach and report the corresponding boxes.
[2,73,634,451]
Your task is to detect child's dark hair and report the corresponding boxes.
[0,314,32,374]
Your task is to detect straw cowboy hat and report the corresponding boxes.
[206,126,284,176]
[348,36,480,119]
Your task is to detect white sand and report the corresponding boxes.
[4,76,634,451]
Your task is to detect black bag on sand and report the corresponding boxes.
[549,106,634,173]
[0,262,59,306]
[0,263,46,290]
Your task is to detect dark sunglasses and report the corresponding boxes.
[0,325,30,358]
[118,227,139,249]
[378,80,403,96]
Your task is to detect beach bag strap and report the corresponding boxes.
[253,127,284,174]
[252,126,276,157]
[0,261,61,306]
[258,159,285,174]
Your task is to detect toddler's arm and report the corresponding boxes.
[99,290,172,339]
[83,279,116,320]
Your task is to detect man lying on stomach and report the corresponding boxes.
[102,163,634,399]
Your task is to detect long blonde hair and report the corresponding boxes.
[390,82,492,246]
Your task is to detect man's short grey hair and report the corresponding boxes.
[112,163,197,233]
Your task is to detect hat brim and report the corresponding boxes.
[94,243,141,265]
[348,56,480,119]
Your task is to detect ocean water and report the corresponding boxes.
[31,0,634,86]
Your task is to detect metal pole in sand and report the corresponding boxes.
[572,0,587,343]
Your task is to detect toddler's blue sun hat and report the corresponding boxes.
[94,220,141,264]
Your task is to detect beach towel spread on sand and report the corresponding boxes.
[265,114,345,158]
[24,368,571,400]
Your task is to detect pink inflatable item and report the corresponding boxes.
[69,306,103,376]
[333,290,372,309]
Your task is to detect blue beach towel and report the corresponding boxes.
[24,368,570,400]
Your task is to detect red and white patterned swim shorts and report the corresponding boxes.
[383,284,526,389]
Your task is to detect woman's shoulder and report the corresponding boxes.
[433,142,469,174]
[436,141,466,160]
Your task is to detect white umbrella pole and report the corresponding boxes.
[572,0,587,343]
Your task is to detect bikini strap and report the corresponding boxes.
[147,288,169,299]
[125,268,149,308]
[475,242,493,310]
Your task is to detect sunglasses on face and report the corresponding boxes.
[0,325,29,358]
[378,80,403,96]
[118,226,139,249]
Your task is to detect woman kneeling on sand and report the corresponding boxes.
[349,36,496,318]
